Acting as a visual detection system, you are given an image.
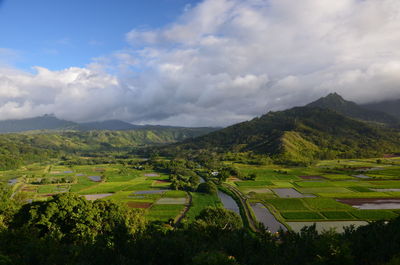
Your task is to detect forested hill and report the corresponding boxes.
[307,93,399,125]
[0,128,217,170]
[159,106,400,164]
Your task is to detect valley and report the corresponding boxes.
[1,93,400,265]
[5,153,400,233]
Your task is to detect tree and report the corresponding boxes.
[0,183,15,229]
[10,193,145,245]
[193,207,242,231]
[197,182,217,195]
[191,251,239,265]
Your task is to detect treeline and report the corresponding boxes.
[0,190,400,265]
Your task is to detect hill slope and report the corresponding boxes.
[161,107,400,164]
[307,93,399,125]
[363,99,400,120]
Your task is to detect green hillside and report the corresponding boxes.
[0,128,217,170]
[160,106,400,164]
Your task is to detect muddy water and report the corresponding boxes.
[273,188,315,198]
[84,193,113,201]
[144,173,159,177]
[287,221,368,233]
[354,174,371,179]
[338,198,400,210]
[251,203,287,233]
[354,201,400,210]
[88,176,102,182]
[8,178,17,185]
[371,188,400,192]
[217,190,240,215]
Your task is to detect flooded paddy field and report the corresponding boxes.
[337,198,400,209]
[83,193,113,201]
[217,190,240,215]
[287,221,368,233]
[273,188,315,198]
[88,176,102,182]
[251,203,287,233]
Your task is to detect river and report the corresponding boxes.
[217,190,241,215]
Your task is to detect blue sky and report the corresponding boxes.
[0,0,200,70]
[0,0,399,126]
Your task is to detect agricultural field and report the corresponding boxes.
[226,156,400,232]
[3,155,400,231]
[0,160,220,224]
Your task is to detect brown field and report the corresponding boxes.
[299,175,327,180]
[126,201,152,209]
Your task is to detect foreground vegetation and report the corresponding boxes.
[1,192,400,265]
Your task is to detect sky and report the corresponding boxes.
[0,0,400,126]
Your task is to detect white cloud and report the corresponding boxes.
[1,0,400,126]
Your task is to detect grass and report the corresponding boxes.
[281,212,325,220]
[303,198,353,211]
[297,187,353,194]
[270,181,294,188]
[317,192,392,198]
[146,204,185,222]
[156,198,187,205]
[321,211,355,220]
[69,176,98,192]
[235,181,273,187]
[78,182,131,194]
[185,192,221,221]
[266,198,309,211]
[295,181,333,188]
[351,210,398,220]
[37,185,56,194]
[348,186,372,192]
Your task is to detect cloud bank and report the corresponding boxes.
[1,0,400,126]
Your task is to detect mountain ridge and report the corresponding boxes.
[0,115,219,134]
[157,94,400,164]
[307,93,399,125]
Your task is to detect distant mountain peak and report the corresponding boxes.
[308,93,350,108]
[307,93,398,125]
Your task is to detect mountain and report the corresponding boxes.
[363,99,400,120]
[160,106,400,164]
[0,115,76,133]
[0,116,218,138]
[77,120,141,131]
[307,93,399,125]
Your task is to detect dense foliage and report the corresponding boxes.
[0,127,216,170]
[0,192,400,265]
[156,107,400,165]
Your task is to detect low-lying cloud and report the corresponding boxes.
[1,0,400,126]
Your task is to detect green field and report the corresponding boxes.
[1,162,201,224]
[227,157,400,230]
[3,156,400,227]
